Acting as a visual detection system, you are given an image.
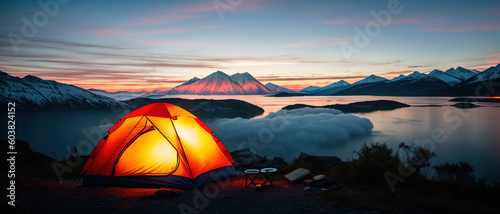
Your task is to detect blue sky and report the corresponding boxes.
[1,0,499,91]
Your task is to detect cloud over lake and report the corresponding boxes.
[207,108,374,160]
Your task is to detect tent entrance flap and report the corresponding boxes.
[114,129,180,176]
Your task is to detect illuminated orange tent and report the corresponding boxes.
[78,103,237,189]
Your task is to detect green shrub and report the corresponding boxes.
[329,143,400,187]
[397,142,436,177]
[433,161,475,183]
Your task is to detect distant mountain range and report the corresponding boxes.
[0,71,265,117]
[0,71,127,110]
[296,64,500,97]
[168,71,272,95]
[2,64,499,108]
[91,65,500,98]
[88,89,147,101]
[139,71,286,97]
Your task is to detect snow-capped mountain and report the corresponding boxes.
[468,64,500,83]
[139,77,201,98]
[353,74,388,85]
[0,71,127,110]
[323,80,351,89]
[433,64,500,96]
[312,80,352,95]
[428,69,462,86]
[168,71,247,95]
[230,72,272,94]
[391,74,407,82]
[299,86,322,93]
[178,77,200,86]
[335,75,450,96]
[88,89,147,101]
[445,67,478,81]
[391,71,426,82]
[396,71,427,83]
[264,83,295,93]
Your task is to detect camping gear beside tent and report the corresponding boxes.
[284,168,311,183]
[260,168,277,186]
[244,169,260,188]
[78,103,238,189]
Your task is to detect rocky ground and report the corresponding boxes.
[8,175,367,214]
[2,140,366,214]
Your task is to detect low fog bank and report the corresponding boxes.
[207,107,374,160]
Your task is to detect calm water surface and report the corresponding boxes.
[2,95,499,181]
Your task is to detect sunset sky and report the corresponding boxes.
[1,0,499,91]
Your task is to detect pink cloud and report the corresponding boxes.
[390,18,426,25]
[201,25,223,29]
[285,39,320,48]
[362,18,429,26]
[130,15,200,25]
[423,25,500,32]
[136,41,221,47]
[181,0,263,13]
[182,4,231,13]
[323,18,349,24]
[472,52,500,70]
[147,28,191,34]
[285,38,351,48]
[326,38,352,46]
[130,1,264,26]
[90,30,129,36]
[90,28,190,36]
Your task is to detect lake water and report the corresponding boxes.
[3,95,500,182]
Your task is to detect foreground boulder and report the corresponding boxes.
[230,148,288,170]
[297,152,343,171]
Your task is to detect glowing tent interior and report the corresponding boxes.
[78,103,238,189]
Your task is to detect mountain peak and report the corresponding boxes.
[429,69,461,85]
[23,75,44,82]
[444,66,478,81]
[469,64,500,83]
[231,72,256,80]
[204,70,232,80]
[324,80,350,87]
[299,86,321,93]
[1,71,126,109]
[391,74,407,81]
[169,71,270,95]
[230,72,271,94]
[430,69,444,74]
[265,82,295,93]
[354,74,387,85]
[177,77,200,87]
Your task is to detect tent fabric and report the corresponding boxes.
[79,103,237,189]
[82,166,237,189]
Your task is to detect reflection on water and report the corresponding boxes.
[1,95,499,182]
